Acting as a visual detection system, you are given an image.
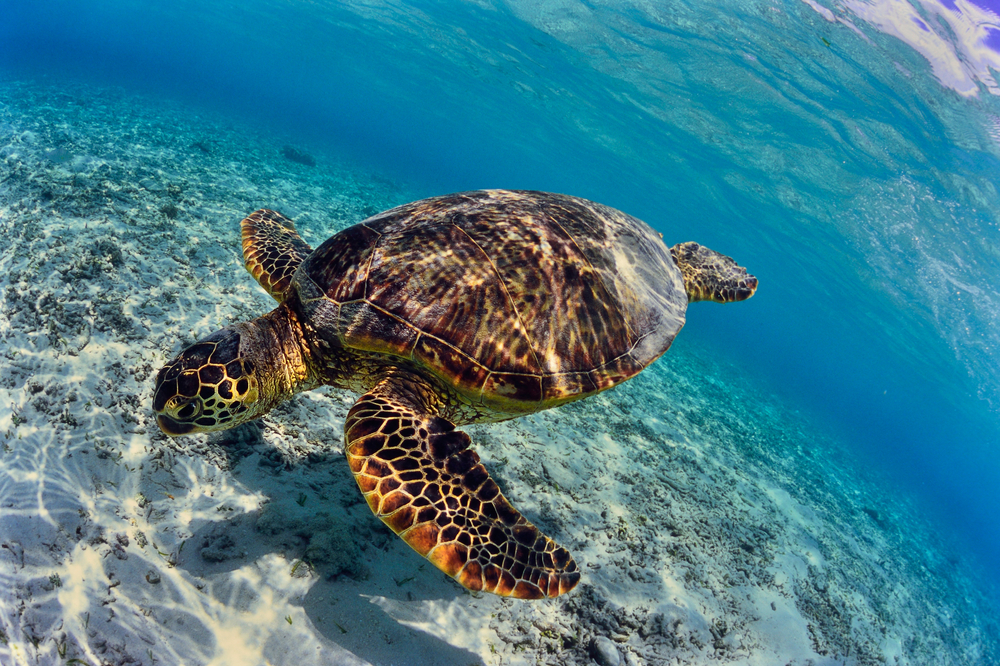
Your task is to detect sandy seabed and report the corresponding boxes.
[0,79,997,666]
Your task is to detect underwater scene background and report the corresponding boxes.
[1,0,1000,664]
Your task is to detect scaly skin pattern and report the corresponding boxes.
[669,242,758,303]
[152,189,758,599]
[345,369,580,598]
[242,209,313,301]
[152,302,318,435]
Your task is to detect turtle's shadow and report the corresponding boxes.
[175,422,486,666]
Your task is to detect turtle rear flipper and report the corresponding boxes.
[344,373,581,599]
[241,209,314,302]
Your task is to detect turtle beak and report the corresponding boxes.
[156,414,197,436]
[736,274,759,301]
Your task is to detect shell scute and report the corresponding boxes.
[590,353,645,392]
[304,223,380,303]
[484,372,543,405]
[338,301,419,357]
[366,221,538,375]
[451,200,633,374]
[541,371,599,403]
[413,336,490,396]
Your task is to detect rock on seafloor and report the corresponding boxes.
[589,635,621,666]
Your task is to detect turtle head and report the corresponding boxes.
[153,326,266,436]
[669,242,758,303]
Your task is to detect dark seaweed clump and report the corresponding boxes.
[94,238,124,267]
[281,145,316,167]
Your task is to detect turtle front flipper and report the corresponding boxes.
[344,373,580,599]
[241,209,314,302]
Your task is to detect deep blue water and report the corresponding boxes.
[4,0,1000,612]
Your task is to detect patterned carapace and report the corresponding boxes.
[296,190,693,412]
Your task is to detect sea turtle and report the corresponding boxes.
[152,190,757,599]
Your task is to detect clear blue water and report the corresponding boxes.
[3,0,1000,660]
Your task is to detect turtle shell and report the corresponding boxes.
[294,190,688,412]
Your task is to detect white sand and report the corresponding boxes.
[1,79,997,666]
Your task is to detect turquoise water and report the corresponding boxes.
[3,0,1000,663]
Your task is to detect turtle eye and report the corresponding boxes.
[166,396,203,421]
[176,402,198,420]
